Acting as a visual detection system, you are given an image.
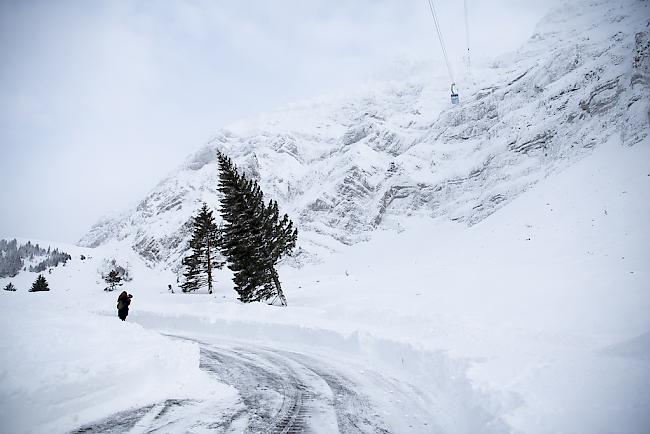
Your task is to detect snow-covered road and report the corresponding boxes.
[197,338,390,433]
[73,335,435,433]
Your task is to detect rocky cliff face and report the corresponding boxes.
[79,0,649,268]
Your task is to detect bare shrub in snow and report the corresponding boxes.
[98,258,132,291]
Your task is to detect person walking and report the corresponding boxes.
[117,290,132,321]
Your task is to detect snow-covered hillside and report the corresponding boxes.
[2,2,649,432]
[0,241,239,433]
[79,0,650,268]
[2,129,648,433]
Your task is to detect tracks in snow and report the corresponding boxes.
[196,340,392,433]
[72,336,433,433]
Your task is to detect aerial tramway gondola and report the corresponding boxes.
[450,83,459,104]
[425,0,470,105]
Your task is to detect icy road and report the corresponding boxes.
[73,335,435,433]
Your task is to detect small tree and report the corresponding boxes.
[104,270,123,291]
[29,274,50,292]
[3,282,16,291]
[181,253,203,293]
[181,203,224,293]
[99,258,132,286]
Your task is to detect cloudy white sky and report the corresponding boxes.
[1,0,560,243]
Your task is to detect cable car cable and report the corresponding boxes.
[425,0,454,84]
[464,0,471,76]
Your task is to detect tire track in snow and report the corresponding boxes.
[71,337,419,433]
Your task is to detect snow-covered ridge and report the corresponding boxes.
[79,0,649,267]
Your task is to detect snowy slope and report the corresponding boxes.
[119,134,650,433]
[10,133,646,433]
[0,242,239,433]
[3,1,649,432]
[79,0,649,269]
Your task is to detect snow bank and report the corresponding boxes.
[130,310,511,433]
[0,292,237,433]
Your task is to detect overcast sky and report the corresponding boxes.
[0,0,560,243]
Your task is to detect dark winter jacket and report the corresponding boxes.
[117,291,131,311]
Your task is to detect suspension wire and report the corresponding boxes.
[464,0,471,76]
[426,0,454,84]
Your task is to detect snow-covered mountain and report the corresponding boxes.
[79,0,649,268]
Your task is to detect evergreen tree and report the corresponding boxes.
[3,282,16,291]
[217,152,297,305]
[0,238,23,278]
[29,274,49,292]
[104,270,123,291]
[256,199,298,304]
[181,252,203,292]
[2,238,70,276]
[181,203,223,293]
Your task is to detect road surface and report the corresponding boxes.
[73,335,434,433]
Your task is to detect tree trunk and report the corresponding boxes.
[206,236,213,294]
[270,268,287,306]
